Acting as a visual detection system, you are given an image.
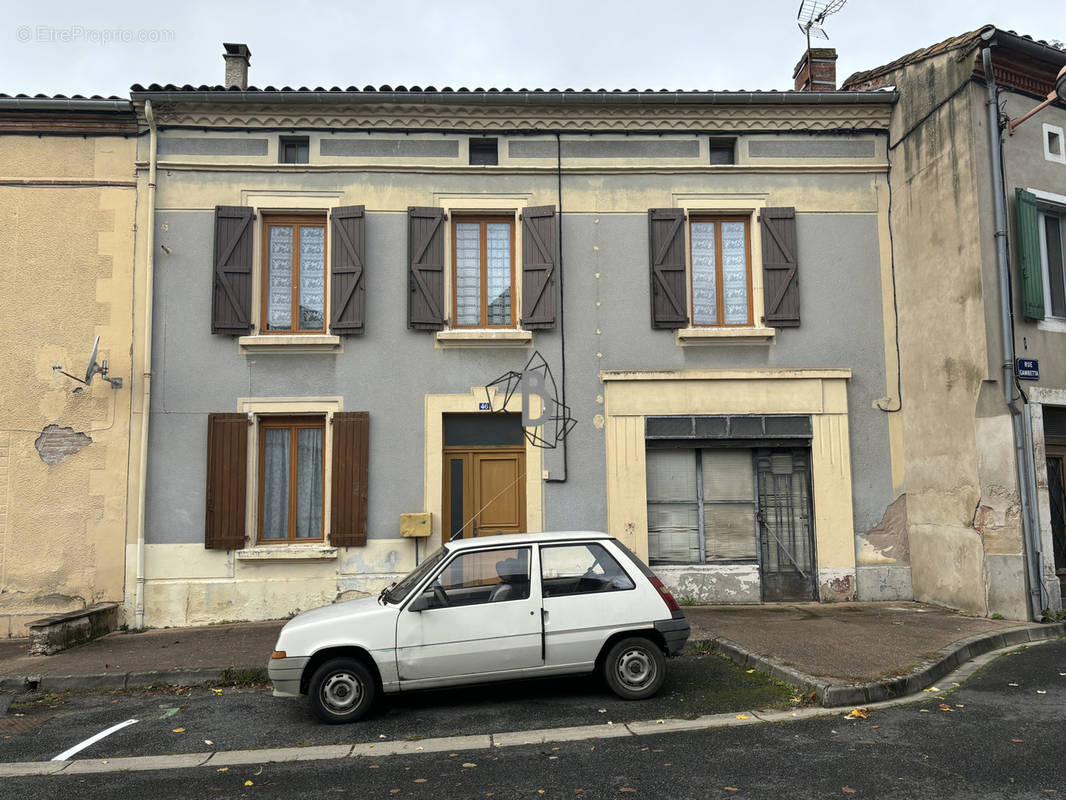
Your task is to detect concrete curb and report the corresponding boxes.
[0,668,230,693]
[705,622,1066,707]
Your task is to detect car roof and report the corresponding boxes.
[443,530,612,552]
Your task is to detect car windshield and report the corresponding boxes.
[384,546,448,604]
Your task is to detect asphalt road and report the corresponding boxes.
[2,640,1065,798]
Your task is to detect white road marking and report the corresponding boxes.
[52,719,139,761]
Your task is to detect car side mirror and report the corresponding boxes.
[408,595,430,612]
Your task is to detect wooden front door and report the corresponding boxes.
[442,414,526,540]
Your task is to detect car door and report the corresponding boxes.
[394,545,542,685]
[539,541,643,669]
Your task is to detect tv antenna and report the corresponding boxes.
[52,335,124,392]
[797,0,847,87]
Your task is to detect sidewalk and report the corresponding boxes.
[0,603,1061,706]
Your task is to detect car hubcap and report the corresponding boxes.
[321,671,362,714]
[617,648,654,688]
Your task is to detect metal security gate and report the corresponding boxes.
[756,449,816,602]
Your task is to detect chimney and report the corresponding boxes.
[793,47,837,91]
[223,42,251,89]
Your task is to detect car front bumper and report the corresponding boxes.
[267,655,310,697]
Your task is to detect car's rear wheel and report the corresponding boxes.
[603,637,666,700]
[308,657,377,724]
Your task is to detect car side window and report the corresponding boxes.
[540,543,636,597]
[425,547,531,608]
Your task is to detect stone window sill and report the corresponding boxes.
[435,329,533,348]
[675,327,776,345]
[1036,318,1066,334]
[235,545,338,562]
[239,334,342,354]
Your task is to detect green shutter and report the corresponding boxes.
[1016,188,1044,320]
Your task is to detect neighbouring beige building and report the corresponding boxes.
[844,27,1066,619]
[0,96,138,636]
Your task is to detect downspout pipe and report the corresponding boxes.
[134,99,158,628]
[981,43,1043,621]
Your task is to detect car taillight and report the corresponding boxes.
[649,576,681,612]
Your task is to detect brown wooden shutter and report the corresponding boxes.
[330,411,369,547]
[205,413,248,550]
[648,209,688,328]
[520,205,557,329]
[760,207,800,327]
[212,206,254,334]
[408,207,445,330]
[330,205,366,334]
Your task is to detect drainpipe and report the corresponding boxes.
[134,99,158,629]
[982,42,1043,621]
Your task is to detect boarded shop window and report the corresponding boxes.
[645,448,758,564]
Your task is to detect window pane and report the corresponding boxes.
[702,450,754,501]
[541,543,635,595]
[261,428,290,539]
[294,427,323,538]
[266,226,293,331]
[298,226,325,330]
[485,223,512,325]
[704,503,757,560]
[721,222,749,324]
[455,222,481,326]
[691,221,718,325]
[648,504,699,563]
[436,548,530,606]
[646,449,697,503]
[1045,214,1065,318]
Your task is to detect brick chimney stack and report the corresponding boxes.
[223,42,251,90]
[793,47,838,91]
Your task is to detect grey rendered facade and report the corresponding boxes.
[128,56,904,626]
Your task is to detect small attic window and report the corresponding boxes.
[280,136,309,164]
[469,138,498,166]
[708,137,736,165]
[1045,124,1066,165]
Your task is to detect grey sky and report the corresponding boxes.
[2,1,1063,97]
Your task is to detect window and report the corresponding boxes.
[1041,208,1066,319]
[262,215,327,333]
[452,216,515,328]
[708,137,736,165]
[645,448,758,564]
[541,543,636,596]
[280,136,309,164]
[205,408,368,550]
[689,217,752,326]
[648,206,798,333]
[469,138,499,166]
[257,416,325,542]
[428,547,531,608]
[1044,124,1066,165]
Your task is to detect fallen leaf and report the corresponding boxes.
[205,740,213,745]
[463,763,477,768]
[253,767,263,776]
[842,787,856,794]
[1012,738,1024,743]
[172,727,185,733]
[1008,683,1019,687]
[598,708,607,713]
[736,714,750,720]
[871,726,880,729]
[939,704,954,712]
[216,767,228,772]
[245,781,254,787]
[379,734,388,739]
[369,765,379,769]
[449,754,458,757]
[919,709,930,713]
[1037,690,1047,694]
[414,779,427,783]
[844,708,869,720]
[922,687,940,693]
[746,669,755,674]
[620,789,636,793]
[724,787,739,792]
[955,704,965,708]
[211,688,223,695]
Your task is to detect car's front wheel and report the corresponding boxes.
[603,637,666,700]
[308,657,377,724]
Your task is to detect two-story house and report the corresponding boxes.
[127,45,903,627]
[843,26,1066,619]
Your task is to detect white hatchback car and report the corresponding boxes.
[268,531,690,723]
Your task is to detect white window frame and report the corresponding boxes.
[1030,188,1066,333]
[1044,123,1066,165]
